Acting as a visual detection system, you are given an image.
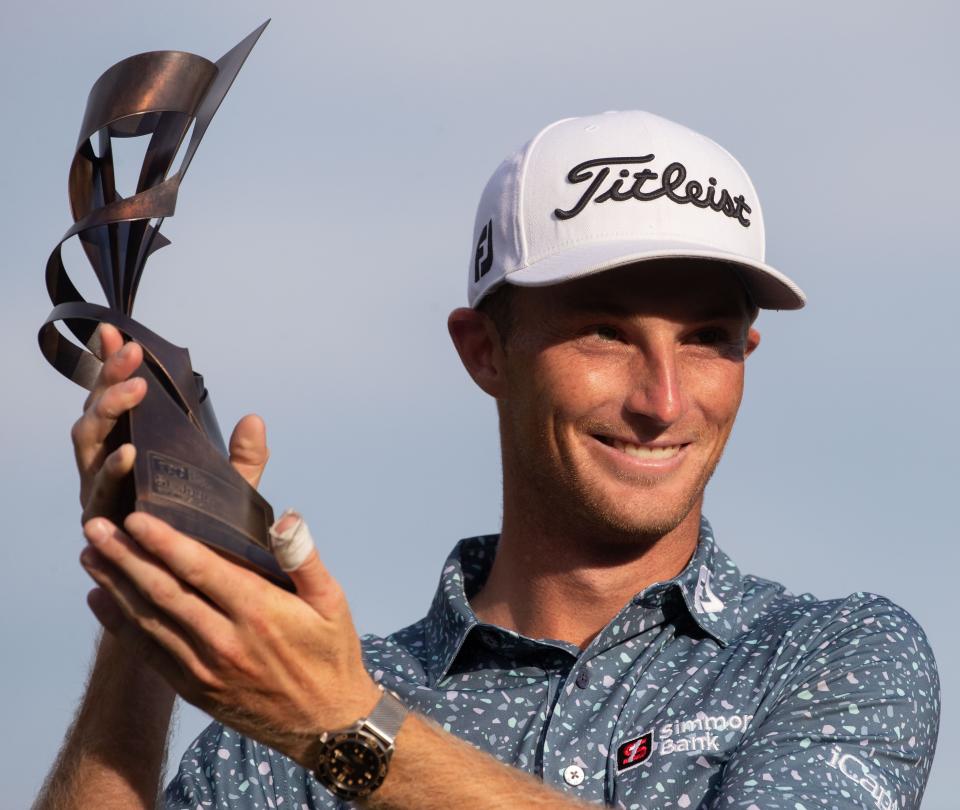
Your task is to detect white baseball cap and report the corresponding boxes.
[468,110,805,310]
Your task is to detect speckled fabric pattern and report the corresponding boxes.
[164,518,940,809]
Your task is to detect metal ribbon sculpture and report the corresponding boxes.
[38,21,291,589]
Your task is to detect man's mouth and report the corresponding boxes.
[594,436,686,460]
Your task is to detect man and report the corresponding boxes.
[37,111,939,809]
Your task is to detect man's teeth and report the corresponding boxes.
[610,440,682,459]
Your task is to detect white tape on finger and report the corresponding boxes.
[268,509,315,571]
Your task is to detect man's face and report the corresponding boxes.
[496,261,760,542]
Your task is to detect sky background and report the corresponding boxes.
[2,1,956,806]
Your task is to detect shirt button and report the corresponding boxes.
[563,764,585,786]
[575,669,590,689]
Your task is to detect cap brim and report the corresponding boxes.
[506,239,806,310]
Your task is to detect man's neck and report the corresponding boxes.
[469,503,702,650]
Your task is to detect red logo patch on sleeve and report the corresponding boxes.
[616,732,653,771]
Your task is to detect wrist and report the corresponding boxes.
[314,674,382,735]
[93,632,177,704]
[304,685,409,801]
[284,675,382,766]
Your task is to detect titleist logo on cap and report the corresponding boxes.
[553,155,752,227]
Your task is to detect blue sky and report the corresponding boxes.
[2,1,956,806]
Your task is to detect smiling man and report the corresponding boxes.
[38,111,940,809]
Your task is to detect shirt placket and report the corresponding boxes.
[540,589,676,804]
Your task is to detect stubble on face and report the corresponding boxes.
[500,397,717,548]
[495,261,756,552]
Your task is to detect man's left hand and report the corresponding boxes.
[79,509,380,766]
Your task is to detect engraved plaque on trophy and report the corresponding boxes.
[38,21,293,590]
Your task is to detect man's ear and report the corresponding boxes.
[745,327,761,359]
[448,308,508,399]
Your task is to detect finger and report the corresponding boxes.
[73,372,145,460]
[121,511,262,616]
[81,443,136,523]
[73,325,144,461]
[84,518,233,641]
[80,544,209,676]
[228,414,269,489]
[269,510,342,617]
[72,372,146,501]
[80,326,144,411]
[90,323,124,367]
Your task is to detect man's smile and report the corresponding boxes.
[589,434,693,472]
[593,435,688,460]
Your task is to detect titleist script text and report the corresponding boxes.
[553,155,752,227]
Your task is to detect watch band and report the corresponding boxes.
[364,688,408,743]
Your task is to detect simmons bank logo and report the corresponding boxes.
[616,712,755,773]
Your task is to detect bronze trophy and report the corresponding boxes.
[38,21,292,590]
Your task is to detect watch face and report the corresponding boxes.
[316,730,390,799]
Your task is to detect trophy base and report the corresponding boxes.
[119,362,293,591]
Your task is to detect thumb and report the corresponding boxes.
[269,509,339,614]
[229,414,270,489]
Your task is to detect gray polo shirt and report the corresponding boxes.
[163,518,940,809]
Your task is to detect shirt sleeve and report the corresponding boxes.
[709,593,940,810]
[162,719,342,809]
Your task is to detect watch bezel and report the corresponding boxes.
[314,727,393,800]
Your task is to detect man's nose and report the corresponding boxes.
[623,346,684,426]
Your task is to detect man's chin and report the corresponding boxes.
[570,450,716,539]
[596,510,691,542]
[569,486,701,543]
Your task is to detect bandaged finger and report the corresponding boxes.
[268,509,315,571]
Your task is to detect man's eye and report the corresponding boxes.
[590,325,620,341]
[691,327,729,345]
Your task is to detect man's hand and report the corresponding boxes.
[79,509,380,766]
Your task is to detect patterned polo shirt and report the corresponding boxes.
[164,518,940,809]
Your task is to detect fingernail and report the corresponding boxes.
[124,512,146,534]
[117,342,132,360]
[121,377,142,394]
[269,509,315,571]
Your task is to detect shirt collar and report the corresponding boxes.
[422,517,746,684]
[666,516,745,647]
[423,533,499,685]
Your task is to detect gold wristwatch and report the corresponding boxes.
[310,687,408,800]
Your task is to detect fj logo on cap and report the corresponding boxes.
[553,155,752,227]
[616,731,653,772]
[474,219,494,283]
